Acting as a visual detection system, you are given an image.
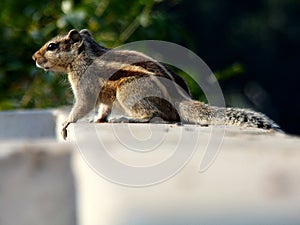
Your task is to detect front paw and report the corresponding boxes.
[95,117,107,123]
[61,127,68,140]
[93,114,108,123]
[61,121,70,140]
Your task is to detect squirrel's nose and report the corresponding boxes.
[32,52,38,61]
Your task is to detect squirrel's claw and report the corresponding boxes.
[61,128,68,140]
[61,121,70,140]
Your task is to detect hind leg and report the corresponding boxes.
[93,103,111,122]
[111,78,159,123]
[112,76,180,123]
[108,96,158,123]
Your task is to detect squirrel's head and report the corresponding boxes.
[32,29,90,73]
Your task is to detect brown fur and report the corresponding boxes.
[32,29,281,139]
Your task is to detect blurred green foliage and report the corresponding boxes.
[0,0,240,109]
[0,0,299,121]
[0,0,164,109]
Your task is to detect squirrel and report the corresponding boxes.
[32,29,281,140]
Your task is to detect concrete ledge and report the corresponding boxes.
[0,110,56,140]
[1,109,300,225]
[0,140,76,225]
[69,123,300,225]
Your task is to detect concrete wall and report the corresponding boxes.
[0,110,56,140]
[1,109,300,225]
[0,110,76,225]
[0,141,76,225]
[70,123,300,225]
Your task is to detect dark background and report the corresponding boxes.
[1,0,299,135]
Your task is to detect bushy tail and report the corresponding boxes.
[221,107,281,131]
[178,100,281,131]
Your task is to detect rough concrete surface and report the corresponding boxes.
[0,110,56,140]
[0,109,300,225]
[0,141,76,225]
[69,123,300,225]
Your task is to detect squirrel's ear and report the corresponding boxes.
[80,29,92,37]
[67,29,82,43]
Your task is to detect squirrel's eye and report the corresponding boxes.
[47,43,59,51]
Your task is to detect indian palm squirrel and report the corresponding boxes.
[32,29,281,140]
